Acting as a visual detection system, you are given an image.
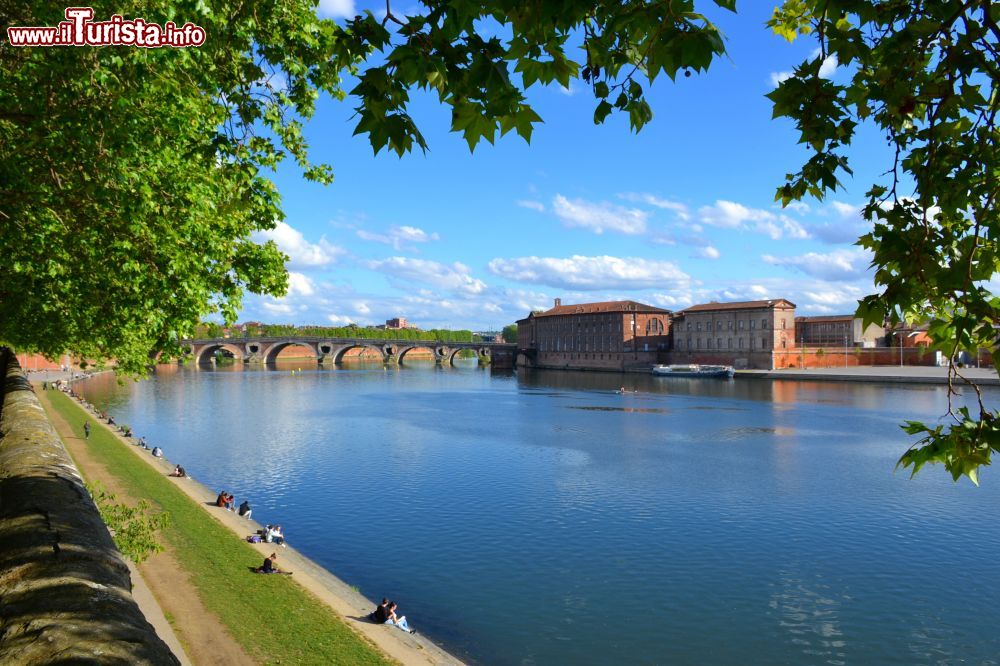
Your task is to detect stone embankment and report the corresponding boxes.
[0,348,177,665]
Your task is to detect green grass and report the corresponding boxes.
[46,390,392,666]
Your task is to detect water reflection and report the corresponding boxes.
[75,363,1000,665]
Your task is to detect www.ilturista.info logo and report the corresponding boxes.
[6,7,205,47]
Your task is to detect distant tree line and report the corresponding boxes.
[194,322,479,343]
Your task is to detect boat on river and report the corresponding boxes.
[651,364,735,378]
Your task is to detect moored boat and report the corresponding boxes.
[651,364,735,378]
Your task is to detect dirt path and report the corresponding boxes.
[37,388,255,666]
[42,386,465,666]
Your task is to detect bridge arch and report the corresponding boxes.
[261,340,319,364]
[331,343,388,364]
[447,346,490,366]
[397,345,440,364]
[194,343,244,365]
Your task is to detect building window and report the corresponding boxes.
[697,337,701,349]
[739,338,744,349]
[717,337,722,349]
[686,337,691,348]
[697,322,702,331]
[707,338,712,349]
[728,321,733,330]
[687,323,692,331]
[781,319,786,329]
[738,320,744,330]
[678,339,684,349]
[762,319,768,329]
[727,338,732,349]
[762,336,767,348]
[750,320,756,329]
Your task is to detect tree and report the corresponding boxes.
[768,0,999,484]
[1,0,732,374]
[502,324,519,344]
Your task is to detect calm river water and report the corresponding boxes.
[79,362,1000,665]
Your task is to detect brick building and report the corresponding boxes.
[516,299,672,371]
[795,315,885,347]
[669,299,797,369]
[384,317,412,330]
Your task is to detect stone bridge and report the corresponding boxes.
[183,336,518,368]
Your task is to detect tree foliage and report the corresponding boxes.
[768,0,999,483]
[88,481,170,564]
[502,324,519,343]
[1,0,734,375]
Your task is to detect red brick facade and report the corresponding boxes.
[517,299,672,371]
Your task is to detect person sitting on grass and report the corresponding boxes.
[224,492,236,511]
[385,601,415,634]
[151,446,163,458]
[238,500,252,519]
[169,465,187,478]
[216,491,227,507]
[256,553,291,575]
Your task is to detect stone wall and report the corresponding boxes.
[0,348,178,665]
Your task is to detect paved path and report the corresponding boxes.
[739,365,1000,385]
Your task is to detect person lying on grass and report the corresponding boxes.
[256,553,291,575]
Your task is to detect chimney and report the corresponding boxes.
[554,298,562,307]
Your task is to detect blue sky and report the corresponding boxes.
[242,1,893,331]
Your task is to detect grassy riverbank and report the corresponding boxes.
[45,389,392,666]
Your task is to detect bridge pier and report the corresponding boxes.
[318,355,335,367]
[478,353,491,367]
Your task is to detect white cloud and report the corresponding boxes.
[487,255,689,290]
[618,193,691,220]
[286,272,316,297]
[356,225,440,251]
[762,248,873,281]
[699,200,770,228]
[812,201,872,244]
[813,49,839,78]
[558,83,578,96]
[262,302,294,316]
[516,199,546,212]
[255,222,344,270]
[317,0,356,18]
[698,200,810,240]
[829,201,859,218]
[552,195,647,235]
[649,291,696,309]
[353,301,371,315]
[695,246,721,260]
[770,51,836,89]
[327,313,355,325]
[367,256,488,295]
[770,70,793,87]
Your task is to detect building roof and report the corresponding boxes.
[678,299,796,314]
[795,314,854,323]
[526,300,671,319]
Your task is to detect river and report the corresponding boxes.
[78,361,1000,665]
